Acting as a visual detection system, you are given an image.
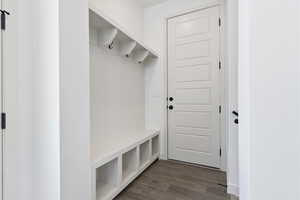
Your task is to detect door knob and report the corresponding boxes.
[234,118,239,124]
[169,97,174,102]
[232,111,239,124]
[168,105,174,110]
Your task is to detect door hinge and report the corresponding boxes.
[219,148,222,157]
[219,105,222,114]
[219,61,221,70]
[0,10,10,30]
[1,113,6,130]
[219,18,221,27]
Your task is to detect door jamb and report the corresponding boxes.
[163,0,227,171]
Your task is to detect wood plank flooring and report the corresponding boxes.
[115,160,231,200]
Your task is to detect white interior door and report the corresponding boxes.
[1,0,15,199]
[167,6,221,168]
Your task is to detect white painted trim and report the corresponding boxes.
[161,18,168,160]
[228,183,239,197]
[238,0,251,199]
[218,0,227,172]
[163,0,228,171]
[165,0,223,19]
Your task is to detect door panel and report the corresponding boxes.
[168,6,220,168]
[176,18,209,37]
[176,64,211,82]
[176,88,211,104]
[175,111,211,128]
[176,41,209,59]
[175,135,211,152]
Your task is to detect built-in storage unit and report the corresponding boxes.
[89,1,160,200]
[91,131,160,200]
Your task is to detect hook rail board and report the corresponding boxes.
[89,2,159,60]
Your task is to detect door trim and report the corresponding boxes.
[163,0,227,171]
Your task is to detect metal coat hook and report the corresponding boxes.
[108,41,114,49]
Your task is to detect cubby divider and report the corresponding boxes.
[152,135,159,156]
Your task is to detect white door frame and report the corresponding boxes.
[0,0,2,199]
[163,0,227,171]
[238,0,251,199]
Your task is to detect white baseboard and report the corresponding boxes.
[159,153,167,160]
[227,184,239,197]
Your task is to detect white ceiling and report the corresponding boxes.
[140,0,169,7]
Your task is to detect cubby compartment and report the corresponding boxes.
[139,141,150,167]
[152,135,159,156]
[96,158,118,200]
[122,148,138,182]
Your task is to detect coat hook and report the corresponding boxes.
[108,41,114,49]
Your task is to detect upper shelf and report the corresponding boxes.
[89,1,159,59]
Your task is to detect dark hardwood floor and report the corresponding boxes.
[115,160,231,200]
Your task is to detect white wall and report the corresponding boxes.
[59,0,91,200]
[144,1,239,192]
[20,0,91,200]
[239,0,300,199]
[89,0,144,41]
[89,12,146,147]
[31,0,60,200]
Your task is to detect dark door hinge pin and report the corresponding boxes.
[219,105,221,114]
[1,113,6,130]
